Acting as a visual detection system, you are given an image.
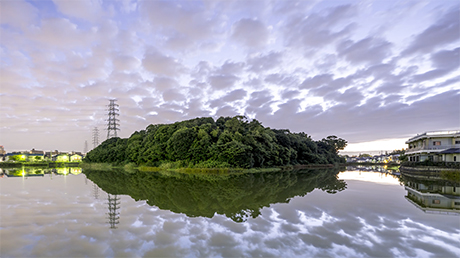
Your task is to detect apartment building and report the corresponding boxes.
[405,131,460,162]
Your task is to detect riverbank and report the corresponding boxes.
[80,162,345,174]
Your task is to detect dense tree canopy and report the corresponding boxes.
[84,116,347,168]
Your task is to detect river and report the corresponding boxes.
[0,166,459,257]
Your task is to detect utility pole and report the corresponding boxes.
[92,127,99,149]
[107,99,120,139]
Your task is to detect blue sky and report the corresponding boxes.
[0,0,459,152]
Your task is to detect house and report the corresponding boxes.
[405,131,460,162]
[52,153,70,162]
[29,149,44,155]
[28,153,44,162]
[69,154,83,162]
[5,152,28,162]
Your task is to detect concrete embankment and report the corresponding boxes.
[400,166,460,182]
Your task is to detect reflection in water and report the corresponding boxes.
[84,168,346,222]
[2,168,460,257]
[107,194,121,229]
[0,167,82,177]
[93,182,100,199]
[346,165,400,175]
[401,171,460,215]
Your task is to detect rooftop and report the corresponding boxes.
[406,130,460,143]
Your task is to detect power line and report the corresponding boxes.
[107,99,120,139]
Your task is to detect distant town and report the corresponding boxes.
[343,130,459,164]
[0,147,84,163]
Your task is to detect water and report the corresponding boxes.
[1,167,459,257]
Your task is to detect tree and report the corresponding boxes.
[84,116,348,167]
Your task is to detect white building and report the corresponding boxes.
[405,131,460,162]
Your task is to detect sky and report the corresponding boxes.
[0,0,459,153]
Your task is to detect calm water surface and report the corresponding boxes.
[1,167,459,257]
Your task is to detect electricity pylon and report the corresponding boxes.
[107,99,120,139]
[92,127,99,149]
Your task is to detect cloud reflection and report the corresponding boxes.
[1,171,459,257]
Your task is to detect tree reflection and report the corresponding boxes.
[84,168,347,222]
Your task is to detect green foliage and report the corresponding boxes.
[84,116,347,168]
[390,149,406,155]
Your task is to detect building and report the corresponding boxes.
[52,153,70,162]
[405,131,460,162]
[29,149,44,155]
[70,154,83,162]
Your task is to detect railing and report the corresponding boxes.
[406,146,450,152]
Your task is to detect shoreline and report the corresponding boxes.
[80,162,346,173]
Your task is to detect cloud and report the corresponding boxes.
[402,7,460,56]
[163,89,186,102]
[411,47,460,83]
[216,61,245,75]
[264,73,299,88]
[139,0,217,50]
[1,0,458,152]
[247,51,283,73]
[52,0,105,23]
[231,18,269,48]
[152,76,179,92]
[337,37,392,65]
[28,18,95,49]
[208,74,239,90]
[0,0,38,31]
[299,74,334,89]
[283,4,356,49]
[113,55,141,72]
[208,89,247,108]
[142,51,184,77]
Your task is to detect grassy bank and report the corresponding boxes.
[82,161,344,176]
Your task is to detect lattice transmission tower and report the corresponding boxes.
[107,99,120,139]
[107,194,120,229]
[92,127,99,148]
[84,140,88,154]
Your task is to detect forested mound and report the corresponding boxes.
[84,116,347,168]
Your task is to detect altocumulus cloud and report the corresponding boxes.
[0,0,459,151]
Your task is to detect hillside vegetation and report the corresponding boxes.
[84,116,347,168]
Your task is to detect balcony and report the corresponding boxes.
[406,146,451,154]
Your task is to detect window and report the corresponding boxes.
[455,202,460,206]
[432,199,440,204]
[433,141,441,146]
[455,140,460,144]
